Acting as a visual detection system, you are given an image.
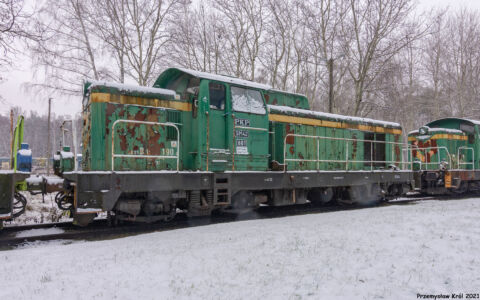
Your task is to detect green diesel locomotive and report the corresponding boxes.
[54,68,412,226]
[409,118,480,194]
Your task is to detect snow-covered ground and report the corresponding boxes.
[5,193,71,226]
[1,198,480,299]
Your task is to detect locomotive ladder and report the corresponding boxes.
[213,173,231,205]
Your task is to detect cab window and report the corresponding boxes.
[231,86,266,115]
[209,83,226,110]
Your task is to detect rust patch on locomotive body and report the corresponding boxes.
[119,133,128,152]
[264,94,270,104]
[412,139,438,163]
[298,152,304,167]
[394,134,401,160]
[351,133,358,160]
[134,109,147,121]
[286,124,295,145]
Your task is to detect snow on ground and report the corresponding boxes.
[15,227,64,238]
[5,193,71,226]
[1,198,480,299]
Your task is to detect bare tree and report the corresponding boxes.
[170,0,225,73]
[342,0,422,116]
[29,0,107,94]
[422,10,448,120]
[261,0,290,88]
[121,0,182,85]
[443,9,480,118]
[301,0,349,111]
[0,0,42,80]
[91,0,129,83]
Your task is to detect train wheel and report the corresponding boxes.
[231,191,255,213]
[308,187,334,205]
[107,212,119,227]
[452,182,468,194]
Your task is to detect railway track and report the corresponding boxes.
[0,194,477,250]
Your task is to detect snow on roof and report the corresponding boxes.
[175,68,272,90]
[268,105,401,128]
[268,88,307,98]
[465,119,480,125]
[88,80,177,97]
[428,117,480,127]
[408,127,465,135]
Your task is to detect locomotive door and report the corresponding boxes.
[230,86,269,171]
[207,82,229,171]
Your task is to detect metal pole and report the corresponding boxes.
[46,98,52,176]
[10,109,13,169]
[72,119,78,171]
[328,58,334,113]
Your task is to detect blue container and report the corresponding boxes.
[17,143,32,172]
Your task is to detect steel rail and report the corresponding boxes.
[2,193,478,250]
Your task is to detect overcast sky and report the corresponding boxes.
[1,0,480,117]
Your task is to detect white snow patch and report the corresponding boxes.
[76,208,102,213]
[209,148,231,154]
[45,177,64,185]
[17,149,32,156]
[1,198,480,299]
[0,213,11,219]
[176,67,271,90]
[463,118,480,126]
[15,227,64,238]
[269,104,401,128]
[60,151,74,159]
[408,127,465,135]
[26,175,43,185]
[232,86,266,114]
[88,80,177,97]
[4,193,71,226]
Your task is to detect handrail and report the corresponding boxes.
[111,119,180,171]
[408,146,452,171]
[282,134,407,172]
[457,146,475,170]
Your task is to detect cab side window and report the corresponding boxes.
[231,86,266,115]
[209,83,226,110]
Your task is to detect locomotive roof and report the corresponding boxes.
[86,80,177,100]
[268,104,401,129]
[427,117,480,127]
[408,127,465,135]
[155,67,271,90]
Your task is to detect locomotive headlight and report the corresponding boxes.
[419,126,428,135]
